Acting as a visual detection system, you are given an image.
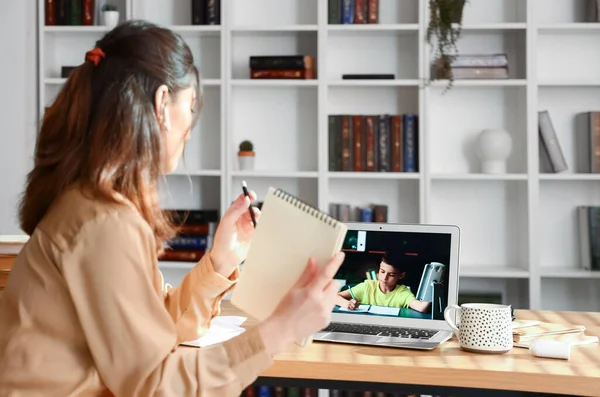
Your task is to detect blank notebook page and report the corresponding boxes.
[231,187,348,323]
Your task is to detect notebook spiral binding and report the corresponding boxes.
[273,188,340,228]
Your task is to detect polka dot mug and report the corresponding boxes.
[443,303,513,354]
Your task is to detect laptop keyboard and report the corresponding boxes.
[321,322,439,340]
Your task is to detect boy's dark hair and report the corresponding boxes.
[381,252,403,273]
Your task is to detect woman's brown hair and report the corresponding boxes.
[19,20,200,251]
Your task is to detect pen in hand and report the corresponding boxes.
[241,180,257,228]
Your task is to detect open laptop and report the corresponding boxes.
[313,222,461,350]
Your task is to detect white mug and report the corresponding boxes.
[443,303,513,354]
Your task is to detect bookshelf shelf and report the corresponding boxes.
[460,266,530,279]
[328,79,420,87]
[430,173,528,181]
[327,172,420,180]
[36,0,600,312]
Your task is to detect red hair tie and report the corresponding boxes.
[85,47,105,67]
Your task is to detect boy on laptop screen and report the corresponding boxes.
[333,229,451,320]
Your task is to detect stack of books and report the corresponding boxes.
[249,55,315,79]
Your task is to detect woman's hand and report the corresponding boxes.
[209,192,261,278]
[257,252,346,355]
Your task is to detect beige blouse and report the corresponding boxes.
[0,187,273,396]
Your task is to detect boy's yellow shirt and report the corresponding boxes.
[350,279,415,308]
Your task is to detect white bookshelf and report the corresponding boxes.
[36,0,600,311]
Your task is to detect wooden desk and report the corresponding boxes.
[220,301,600,397]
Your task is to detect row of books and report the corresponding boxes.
[329,203,388,222]
[44,0,95,26]
[433,54,509,80]
[242,385,431,396]
[249,55,315,80]
[328,114,418,173]
[328,0,380,24]
[158,209,219,262]
[539,110,600,174]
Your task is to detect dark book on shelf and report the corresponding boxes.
[249,56,314,71]
[538,110,568,173]
[250,69,314,79]
[586,0,600,22]
[578,206,600,271]
[575,111,600,173]
[342,74,395,79]
[191,0,220,25]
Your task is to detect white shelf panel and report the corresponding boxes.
[538,23,600,33]
[430,180,529,269]
[328,172,419,180]
[168,170,221,177]
[460,266,529,278]
[158,261,195,270]
[539,174,600,181]
[429,80,527,87]
[431,174,527,181]
[231,171,317,178]
[44,77,222,87]
[229,176,318,208]
[327,24,419,32]
[168,26,222,35]
[538,80,600,87]
[232,25,318,33]
[459,0,527,24]
[231,79,318,87]
[541,268,600,278]
[328,79,419,87]
[460,23,527,30]
[43,26,112,34]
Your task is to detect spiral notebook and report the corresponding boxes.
[230,187,348,347]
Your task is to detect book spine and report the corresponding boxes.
[69,0,81,25]
[342,0,354,24]
[538,110,568,173]
[191,0,206,25]
[390,115,403,172]
[328,115,340,171]
[328,0,342,24]
[579,206,591,270]
[167,236,209,250]
[352,115,365,171]
[365,116,376,171]
[341,115,353,171]
[250,69,314,79]
[403,115,417,172]
[159,250,205,262]
[45,0,56,25]
[82,0,94,25]
[354,0,367,23]
[377,115,390,171]
[591,112,600,172]
[367,0,379,23]
[249,56,314,70]
[206,0,220,25]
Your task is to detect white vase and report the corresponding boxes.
[238,155,255,171]
[103,11,119,29]
[475,129,513,174]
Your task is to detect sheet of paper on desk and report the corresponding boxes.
[181,316,247,348]
[367,305,400,316]
[338,304,370,313]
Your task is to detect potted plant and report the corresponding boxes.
[237,140,255,171]
[426,0,468,90]
[102,2,119,29]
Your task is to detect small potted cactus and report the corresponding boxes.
[102,2,119,29]
[237,140,255,171]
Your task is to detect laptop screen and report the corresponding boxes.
[334,229,452,321]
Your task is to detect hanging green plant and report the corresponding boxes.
[426,0,468,91]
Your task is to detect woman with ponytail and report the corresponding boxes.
[0,20,344,396]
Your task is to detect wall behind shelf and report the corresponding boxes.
[0,1,36,234]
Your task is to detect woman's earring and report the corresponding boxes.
[163,108,171,131]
